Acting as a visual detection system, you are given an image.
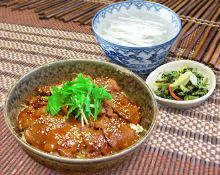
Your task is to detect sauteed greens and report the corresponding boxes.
[154,67,209,101]
[45,73,112,126]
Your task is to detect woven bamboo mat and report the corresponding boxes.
[1,0,220,70]
[0,22,220,175]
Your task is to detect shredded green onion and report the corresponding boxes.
[45,73,112,126]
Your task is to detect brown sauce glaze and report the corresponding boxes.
[106,92,141,124]
[18,105,47,131]
[18,77,141,158]
[94,78,122,93]
[81,126,112,158]
[93,115,137,150]
[24,116,84,158]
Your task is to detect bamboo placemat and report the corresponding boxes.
[0,0,220,70]
[0,22,219,175]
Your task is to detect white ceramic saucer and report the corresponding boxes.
[146,60,216,108]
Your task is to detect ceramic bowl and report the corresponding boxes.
[146,60,216,109]
[92,1,182,74]
[4,59,157,172]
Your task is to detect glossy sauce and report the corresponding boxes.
[18,77,141,158]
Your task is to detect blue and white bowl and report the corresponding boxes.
[92,1,182,74]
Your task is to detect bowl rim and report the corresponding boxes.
[146,60,216,106]
[91,0,182,49]
[4,59,158,163]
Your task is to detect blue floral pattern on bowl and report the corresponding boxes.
[92,1,182,74]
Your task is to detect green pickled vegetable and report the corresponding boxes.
[154,67,209,101]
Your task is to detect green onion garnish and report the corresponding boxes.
[45,73,112,126]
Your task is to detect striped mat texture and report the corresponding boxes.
[1,0,220,70]
[0,22,220,175]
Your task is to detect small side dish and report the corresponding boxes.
[154,67,209,101]
[18,73,142,159]
[146,60,216,108]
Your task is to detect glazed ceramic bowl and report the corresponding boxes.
[146,60,216,109]
[4,59,157,172]
[92,1,182,74]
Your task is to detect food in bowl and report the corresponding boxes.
[96,10,175,47]
[92,1,182,74]
[146,60,216,109]
[154,67,209,101]
[18,73,143,158]
[5,59,157,171]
